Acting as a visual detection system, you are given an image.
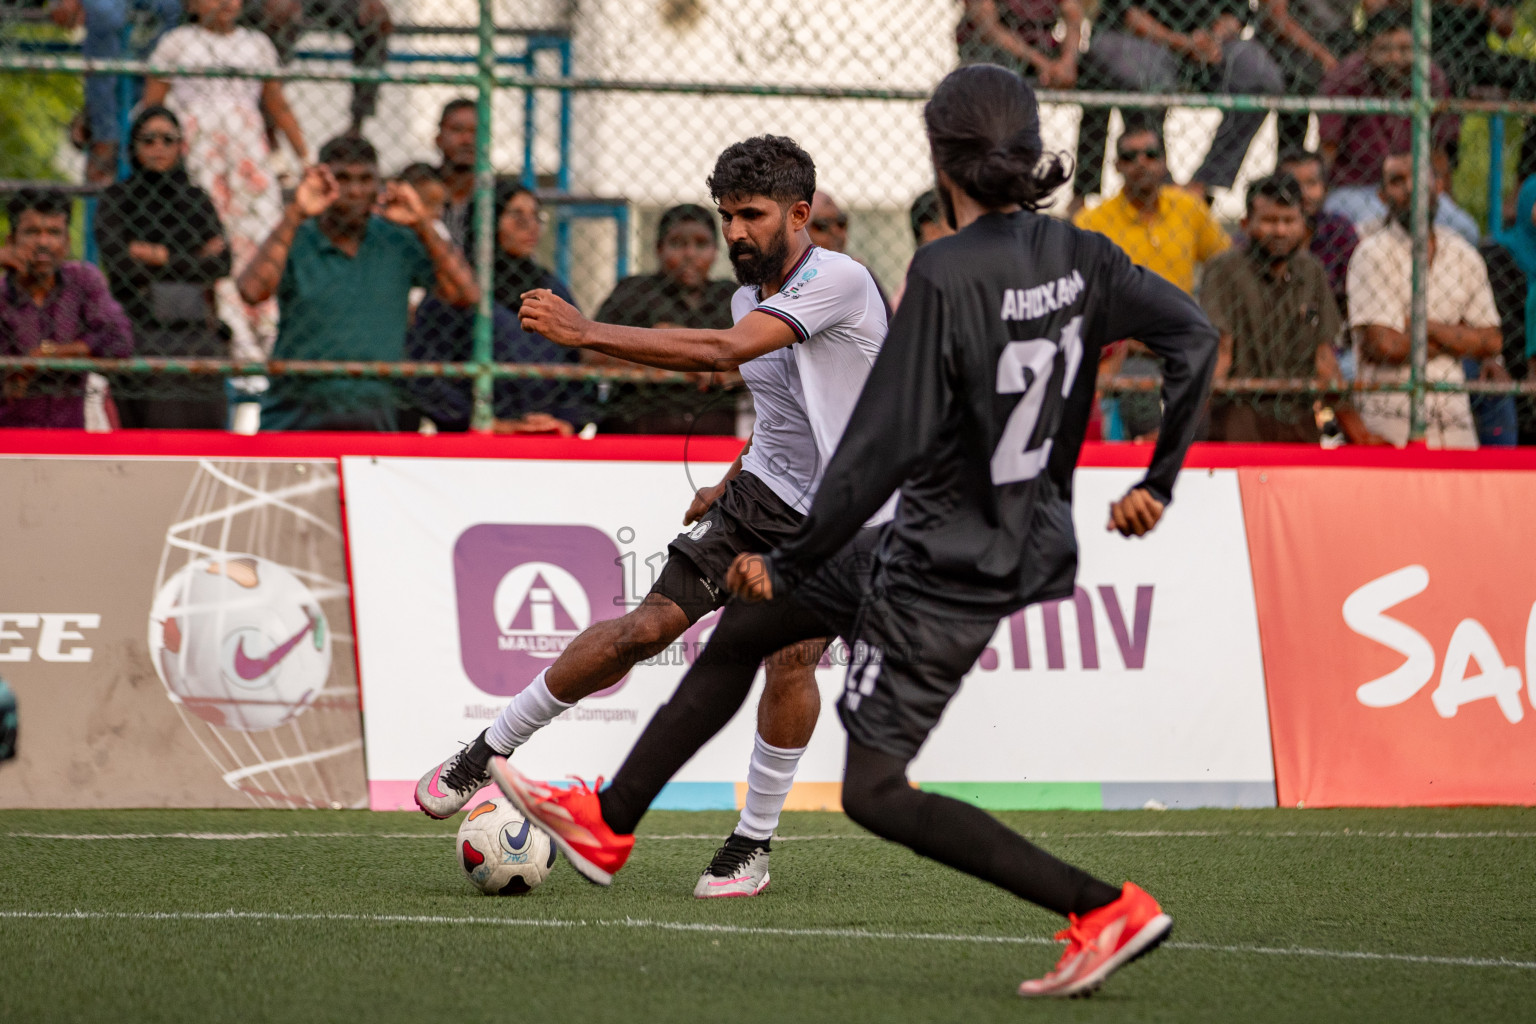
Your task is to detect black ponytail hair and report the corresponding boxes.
[924,64,1071,212]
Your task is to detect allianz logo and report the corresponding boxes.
[0,615,101,663]
[1002,585,1154,672]
[1346,565,1532,724]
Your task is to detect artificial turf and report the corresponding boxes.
[2,806,1533,1023]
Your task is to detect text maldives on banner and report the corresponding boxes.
[453,524,625,698]
[1241,467,1536,807]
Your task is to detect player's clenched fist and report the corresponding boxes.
[520,288,587,347]
[1106,487,1164,538]
[726,552,774,603]
[684,482,727,526]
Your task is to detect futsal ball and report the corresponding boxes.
[148,555,331,732]
[458,799,557,895]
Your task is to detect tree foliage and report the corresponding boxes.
[0,24,84,182]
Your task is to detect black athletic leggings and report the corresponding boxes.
[598,595,1119,918]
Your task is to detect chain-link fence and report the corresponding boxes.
[2,0,1535,445]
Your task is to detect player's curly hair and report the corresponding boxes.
[924,64,1071,213]
[707,135,817,207]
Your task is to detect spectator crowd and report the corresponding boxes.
[1,0,1534,447]
[967,0,1535,448]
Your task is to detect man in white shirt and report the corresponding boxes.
[1347,152,1501,447]
[416,135,888,899]
[1353,152,1481,247]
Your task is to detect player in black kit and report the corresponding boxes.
[490,64,1218,999]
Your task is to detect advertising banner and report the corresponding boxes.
[1241,467,1536,807]
[0,458,366,808]
[343,456,1275,811]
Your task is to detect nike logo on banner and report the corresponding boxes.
[233,620,314,681]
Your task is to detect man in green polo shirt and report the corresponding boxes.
[238,134,479,431]
[1201,173,1377,444]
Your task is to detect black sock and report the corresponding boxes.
[841,741,1121,918]
[728,832,770,850]
[598,598,826,835]
[463,730,494,772]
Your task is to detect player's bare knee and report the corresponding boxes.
[765,639,821,672]
[613,597,687,660]
[763,658,817,697]
[764,638,827,697]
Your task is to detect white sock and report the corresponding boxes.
[734,732,806,841]
[486,669,573,754]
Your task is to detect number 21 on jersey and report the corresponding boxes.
[990,315,1084,485]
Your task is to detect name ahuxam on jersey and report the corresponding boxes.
[1001,270,1085,322]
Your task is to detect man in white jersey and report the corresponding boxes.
[415,135,888,897]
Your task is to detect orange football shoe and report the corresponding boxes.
[1017,882,1172,998]
[488,756,635,886]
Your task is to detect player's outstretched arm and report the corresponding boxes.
[1099,250,1218,509]
[520,289,797,372]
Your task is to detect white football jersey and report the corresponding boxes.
[731,246,891,519]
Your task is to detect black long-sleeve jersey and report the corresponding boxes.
[766,209,1218,616]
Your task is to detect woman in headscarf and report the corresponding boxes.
[491,185,573,314]
[95,105,232,428]
[142,0,306,361]
[405,184,585,433]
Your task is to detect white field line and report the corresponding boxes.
[5,830,1536,842]
[0,909,1531,972]
[3,832,454,840]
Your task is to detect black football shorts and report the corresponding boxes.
[795,530,1004,764]
[651,471,805,624]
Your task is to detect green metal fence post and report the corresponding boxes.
[470,0,497,433]
[1407,0,1431,442]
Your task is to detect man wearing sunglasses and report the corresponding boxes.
[808,191,891,316]
[1073,128,1229,296]
[1075,128,1229,440]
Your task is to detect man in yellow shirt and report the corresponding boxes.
[1073,127,1230,294]
[1074,127,1229,439]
